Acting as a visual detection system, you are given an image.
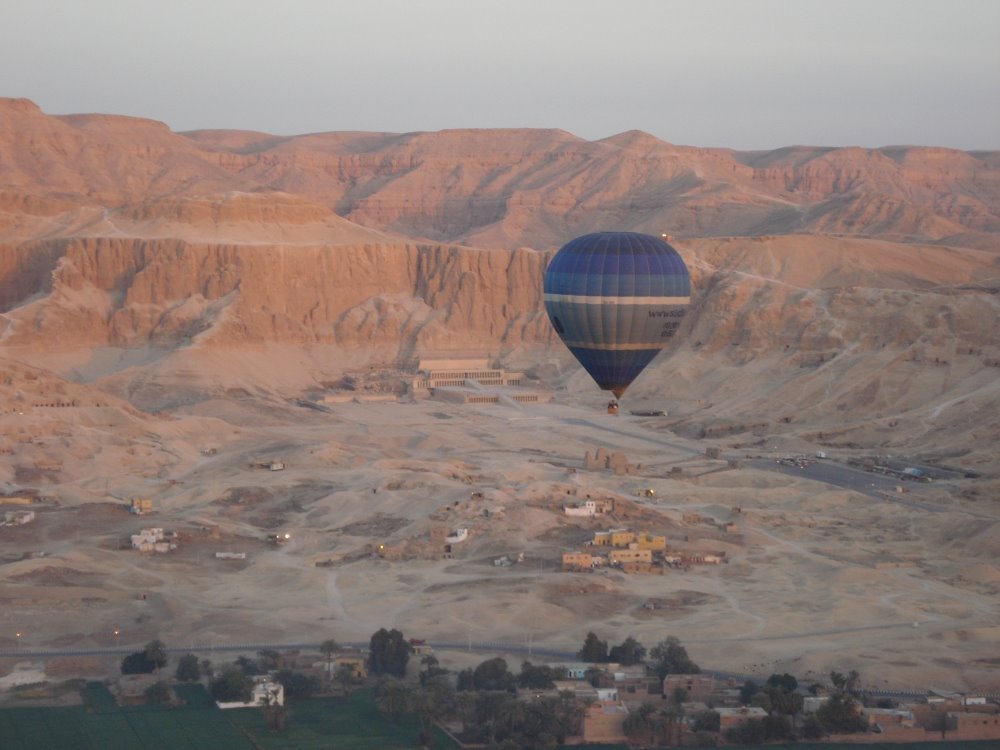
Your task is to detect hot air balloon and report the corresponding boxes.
[543,231,690,401]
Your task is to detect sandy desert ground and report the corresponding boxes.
[1,364,997,694]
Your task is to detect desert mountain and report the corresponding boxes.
[1,97,998,249]
[1,97,999,476]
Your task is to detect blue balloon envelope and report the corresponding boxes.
[543,231,690,398]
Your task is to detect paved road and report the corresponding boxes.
[749,458,902,498]
[746,457,1000,520]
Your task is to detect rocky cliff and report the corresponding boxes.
[0,238,552,354]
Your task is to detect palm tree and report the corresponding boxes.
[374,678,410,724]
[659,704,684,747]
[257,648,280,672]
[455,692,477,736]
[555,690,585,741]
[334,663,358,694]
[624,702,656,745]
[144,639,166,675]
[319,639,339,682]
[261,685,282,729]
[409,677,454,749]
[497,694,524,742]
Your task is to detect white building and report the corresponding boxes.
[445,528,469,544]
[803,695,830,713]
[564,500,597,517]
[131,528,175,553]
[4,510,35,525]
[216,677,284,710]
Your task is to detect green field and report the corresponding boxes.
[0,682,255,750]
[0,684,457,750]
[746,743,1000,750]
[226,689,458,750]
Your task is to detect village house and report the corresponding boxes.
[717,706,768,730]
[445,528,469,544]
[562,552,595,572]
[551,680,600,703]
[376,542,407,560]
[861,707,925,741]
[217,676,284,710]
[553,664,590,680]
[663,674,715,703]
[619,561,664,575]
[409,639,434,657]
[3,510,35,525]
[564,500,599,517]
[333,654,367,679]
[681,551,726,565]
[609,548,653,565]
[610,666,659,697]
[947,709,1000,740]
[803,695,830,713]
[130,528,176,553]
[593,529,635,547]
[582,700,629,744]
[632,532,667,551]
[709,685,745,708]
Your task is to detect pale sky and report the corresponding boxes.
[2,0,998,150]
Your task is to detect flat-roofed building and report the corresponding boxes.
[717,706,768,729]
[583,701,629,744]
[663,674,715,703]
[609,548,652,565]
[563,552,594,571]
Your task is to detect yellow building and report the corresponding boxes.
[583,701,629,744]
[594,529,637,547]
[333,654,367,679]
[610,530,636,547]
[609,548,653,565]
[563,552,594,571]
[633,532,667,551]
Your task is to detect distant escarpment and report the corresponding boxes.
[2,98,998,251]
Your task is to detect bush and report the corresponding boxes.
[517,661,564,690]
[692,709,721,732]
[273,669,320,699]
[649,636,699,678]
[175,654,201,682]
[577,632,608,662]
[368,628,411,678]
[121,651,158,675]
[815,692,866,734]
[472,657,516,692]
[209,666,253,703]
